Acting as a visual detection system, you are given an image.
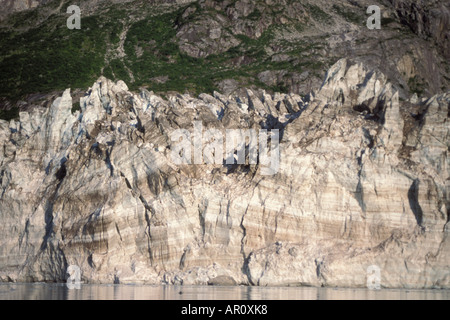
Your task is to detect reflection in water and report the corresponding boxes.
[0,283,448,300]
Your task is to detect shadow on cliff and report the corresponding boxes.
[408,179,423,227]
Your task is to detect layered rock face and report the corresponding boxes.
[0,59,448,288]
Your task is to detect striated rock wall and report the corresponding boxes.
[0,59,448,288]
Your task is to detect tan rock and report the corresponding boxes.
[0,60,448,288]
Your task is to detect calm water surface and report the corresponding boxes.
[0,283,448,300]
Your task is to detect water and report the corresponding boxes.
[0,283,448,300]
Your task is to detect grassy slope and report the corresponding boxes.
[0,0,439,121]
[0,1,333,106]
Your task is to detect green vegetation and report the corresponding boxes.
[381,17,396,26]
[332,4,363,25]
[408,76,426,96]
[120,7,309,95]
[0,0,331,102]
[0,9,113,101]
[306,4,331,23]
[71,101,81,114]
[0,107,19,121]
[247,9,262,21]
[0,0,442,119]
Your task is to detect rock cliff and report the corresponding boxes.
[389,0,450,59]
[0,59,448,288]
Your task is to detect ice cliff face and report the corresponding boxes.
[0,59,448,288]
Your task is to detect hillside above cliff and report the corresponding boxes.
[0,0,449,120]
